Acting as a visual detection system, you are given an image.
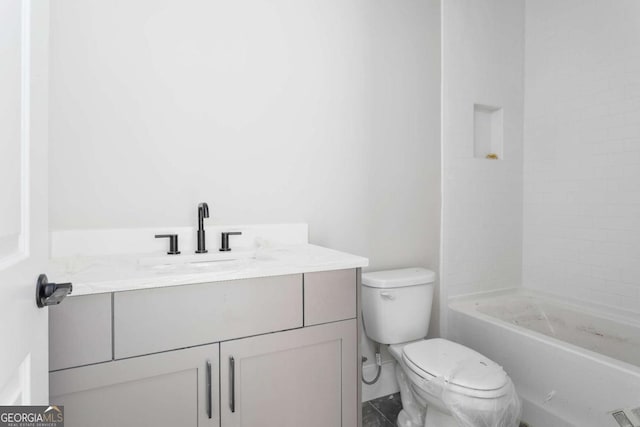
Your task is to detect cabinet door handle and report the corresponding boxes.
[229,356,236,413]
[206,360,212,419]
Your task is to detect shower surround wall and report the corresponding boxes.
[523,0,640,313]
[441,0,525,333]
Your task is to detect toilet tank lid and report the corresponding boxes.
[362,268,435,288]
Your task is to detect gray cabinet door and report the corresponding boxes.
[220,319,357,427]
[50,343,219,427]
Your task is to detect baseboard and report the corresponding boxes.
[361,361,399,402]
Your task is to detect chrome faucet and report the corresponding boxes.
[196,202,209,253]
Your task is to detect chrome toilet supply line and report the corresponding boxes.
[362,342,382,385]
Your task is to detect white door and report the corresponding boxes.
[0,0,51,405]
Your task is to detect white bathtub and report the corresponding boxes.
[449,289,640,427]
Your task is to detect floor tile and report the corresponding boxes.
[369,393,402,424]
[362,401,395,427]
[364,392,528,427]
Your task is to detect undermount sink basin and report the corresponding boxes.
[138,250,256,267]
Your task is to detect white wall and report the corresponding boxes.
[524,0,640,313]
[360,0,441,401]
[441,0,525,332]
[48,0,441,400]
[48,0,440,270]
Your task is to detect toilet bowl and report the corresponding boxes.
[389,339,518,427]
[361,268,521,427]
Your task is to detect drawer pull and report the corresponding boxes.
[229,356,236,413]
[206,360,212,419]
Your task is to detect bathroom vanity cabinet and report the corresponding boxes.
[49,268,360,427]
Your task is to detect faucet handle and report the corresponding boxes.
[220,232,242,252]
[155,234,180,255]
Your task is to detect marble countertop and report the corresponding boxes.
[49,244,369,296]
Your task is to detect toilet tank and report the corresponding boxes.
[362,268,435,344]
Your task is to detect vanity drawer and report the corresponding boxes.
[113,274,303,359]
[49,293,113,371]
[304,269,356,326]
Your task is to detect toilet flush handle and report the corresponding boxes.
[380,291,395,300]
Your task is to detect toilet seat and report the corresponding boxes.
[401,339,510,399]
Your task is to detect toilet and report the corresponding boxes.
[362,268,521,427]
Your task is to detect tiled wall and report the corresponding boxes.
[441,0,525,323]
[523,0,640,313]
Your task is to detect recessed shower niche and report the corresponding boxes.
[473,104,503,159]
